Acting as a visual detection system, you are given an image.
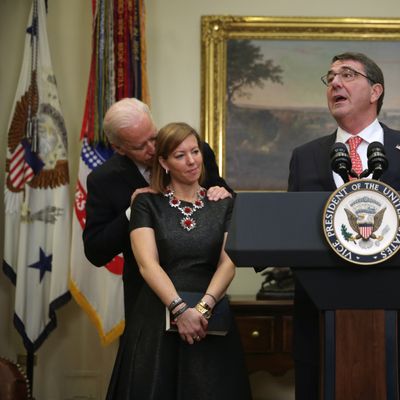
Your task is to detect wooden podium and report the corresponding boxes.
[226,192,400,400]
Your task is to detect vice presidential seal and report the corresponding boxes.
[323,179,400,265]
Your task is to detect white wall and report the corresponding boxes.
[1,0,400,399]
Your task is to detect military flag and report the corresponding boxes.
[69,0,149,345]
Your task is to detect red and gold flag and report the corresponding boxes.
[69,0,149,345]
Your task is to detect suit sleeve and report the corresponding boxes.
[83,172,131,267]
[202,141,234,194]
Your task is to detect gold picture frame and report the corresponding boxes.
[201,16,400,191]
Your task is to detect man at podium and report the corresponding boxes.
[288,52,400,400]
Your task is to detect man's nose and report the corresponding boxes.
[330,73,343,87]
[147,140,155,153]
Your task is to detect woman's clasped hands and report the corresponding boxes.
[174,306,208,345]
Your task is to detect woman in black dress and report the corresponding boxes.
[106,122,251,399]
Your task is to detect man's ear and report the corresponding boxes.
[112,143,125,156]
[371,83,383,104]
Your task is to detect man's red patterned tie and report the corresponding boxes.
[347,136,363,179]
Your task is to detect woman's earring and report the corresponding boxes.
[165,168,169,175]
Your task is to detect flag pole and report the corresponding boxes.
[26,350,35,394]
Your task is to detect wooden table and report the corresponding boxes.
[229,295,294,376]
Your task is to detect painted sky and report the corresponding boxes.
[233,40,400,110]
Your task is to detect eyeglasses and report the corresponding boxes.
[321,67,376,87]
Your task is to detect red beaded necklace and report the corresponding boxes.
[164,186,206,231]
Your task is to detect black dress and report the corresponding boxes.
[106,192,252,400]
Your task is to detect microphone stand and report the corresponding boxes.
[359,167,384,180]
[359,169,370,179]
[349,170,359,179]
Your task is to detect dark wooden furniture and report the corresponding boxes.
[229,295,294,376]
[0,357,30,400]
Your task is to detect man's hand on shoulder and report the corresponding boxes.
[206,186,232,201]
[130,187,157,205]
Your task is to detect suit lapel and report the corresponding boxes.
[316,132,337,191]
[381,124,400,186]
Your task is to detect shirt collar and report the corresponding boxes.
[336,119,383,144]
[134,162,151,183]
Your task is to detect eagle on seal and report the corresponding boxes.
[344,207,386,244]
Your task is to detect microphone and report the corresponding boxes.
[365,141,388,180]
[330,142,357,183]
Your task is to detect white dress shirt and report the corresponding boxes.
[333,119,384,187]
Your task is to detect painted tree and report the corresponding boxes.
[227,39,283,105]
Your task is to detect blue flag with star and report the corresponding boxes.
[3,0,71,354]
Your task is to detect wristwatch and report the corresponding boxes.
[195,301,212,319]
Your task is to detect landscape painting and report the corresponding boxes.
[201,17,400,191]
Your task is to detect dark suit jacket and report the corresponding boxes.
[289,123,400,192]
[83,142,233,317]
[287,122,400,364]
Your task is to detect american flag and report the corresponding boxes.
[8,138,44,190]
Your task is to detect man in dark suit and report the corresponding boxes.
[288,52,400,399]
[83,98,233,318]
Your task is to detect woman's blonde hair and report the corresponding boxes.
[151,122,205,193]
